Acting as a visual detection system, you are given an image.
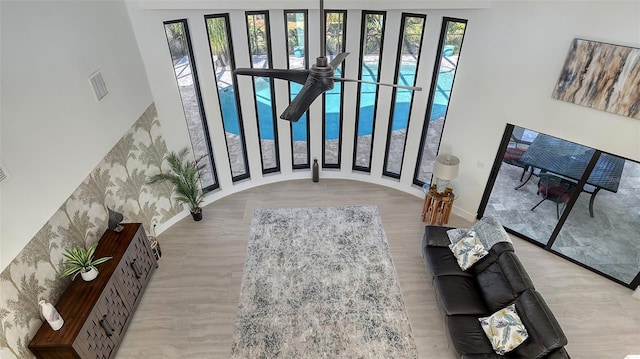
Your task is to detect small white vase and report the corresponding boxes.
[81,268,98,281]
[39,300,64,331]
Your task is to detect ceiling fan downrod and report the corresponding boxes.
[319,0,326,59]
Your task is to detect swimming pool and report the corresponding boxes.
[221,67,454,141]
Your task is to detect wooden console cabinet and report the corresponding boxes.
[29,223,157,359]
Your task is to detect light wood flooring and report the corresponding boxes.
[117,179,640,358]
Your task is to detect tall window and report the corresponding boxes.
[163,19,219,191]
[285,10,310,169]
[246,11,280,174]
[205,14,250,181]
[353,11,386,172]
[323,10,347,169]
[383,13,426,178]
[414,18,467,186]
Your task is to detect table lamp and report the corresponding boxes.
[433,153,460,191]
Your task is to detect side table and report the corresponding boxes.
[422,185,455,225]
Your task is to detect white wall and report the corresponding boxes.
[0,1,154,271]
[445,1,640,217]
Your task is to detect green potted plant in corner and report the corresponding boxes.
[60,243,112,281]
[147,147,206,221]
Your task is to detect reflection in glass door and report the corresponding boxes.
[480,124,640,288]
[482,125,584,244]
[552,158,640,284]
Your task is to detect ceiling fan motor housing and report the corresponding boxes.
[311,57,335,91]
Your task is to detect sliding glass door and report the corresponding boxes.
[552,158,640,284]
[479,124,640,288]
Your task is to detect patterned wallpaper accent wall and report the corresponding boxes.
[0,103,181,358]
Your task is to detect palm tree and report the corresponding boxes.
[165,22,187,63]
[7,273,46,328]
[445,22,467,55]
[20,223,59,273]
[0,308,18,358]
[78,168,113,216]
[58,204,95,248]
[206,17,230,67]
[115,168,148,216]
[365,14,384,55]
[325,12,345,57]
[147,147,205,220]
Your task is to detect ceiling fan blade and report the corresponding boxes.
[333,77,422,91]
[329,52,350,70]
[234,68,310,85]
[280,77,333,122]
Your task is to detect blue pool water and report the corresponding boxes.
[222,68,454,141]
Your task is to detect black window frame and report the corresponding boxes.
[353,10,387,173]
[163,18,219,192]
[322,9,348,169]
[284,9,311,170]
[413,17,468,187]
[382,12,427,179]
[204,13,251,182]
[245,10,281,174]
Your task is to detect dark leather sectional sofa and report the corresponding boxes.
[422,225,570,358]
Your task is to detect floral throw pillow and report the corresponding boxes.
[478,304,529,355]
[448,231,489,270]
[446,227,469,245]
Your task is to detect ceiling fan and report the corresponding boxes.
[233,0,422,122]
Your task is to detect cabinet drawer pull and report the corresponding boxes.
[100,315,114,337]
[131,259,143,278]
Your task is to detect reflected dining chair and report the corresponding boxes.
[503,147,530,181]
[531,173,577,219]
[502,126,535,182]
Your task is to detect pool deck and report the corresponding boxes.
[174,53,453,176]
[223,116,444,177]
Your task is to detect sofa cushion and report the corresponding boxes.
[447,216,512,249]
[446,227,471,244]
[510,289,568,358]
[479,303,529,355]
[424,246,474,278]
[449,231,489,270]
[546,348,572,359]
[459,341,572,359]
[423,226,515,277]
[445,315,495,356]
[433,276,489,315]
[476,251,535,312]
[424,225,455,247]
[472,241,515,274]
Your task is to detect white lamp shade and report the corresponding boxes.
[434,154,460,181]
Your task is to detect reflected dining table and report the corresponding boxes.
[516,134,625,217]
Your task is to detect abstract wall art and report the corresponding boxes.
[552,38,640,119]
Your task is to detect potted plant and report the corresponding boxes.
[147,147,206,221]
[60,242,112,281]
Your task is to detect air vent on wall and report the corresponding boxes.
[88,69,109,102]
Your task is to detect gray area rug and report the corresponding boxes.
[231,206,418,358]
